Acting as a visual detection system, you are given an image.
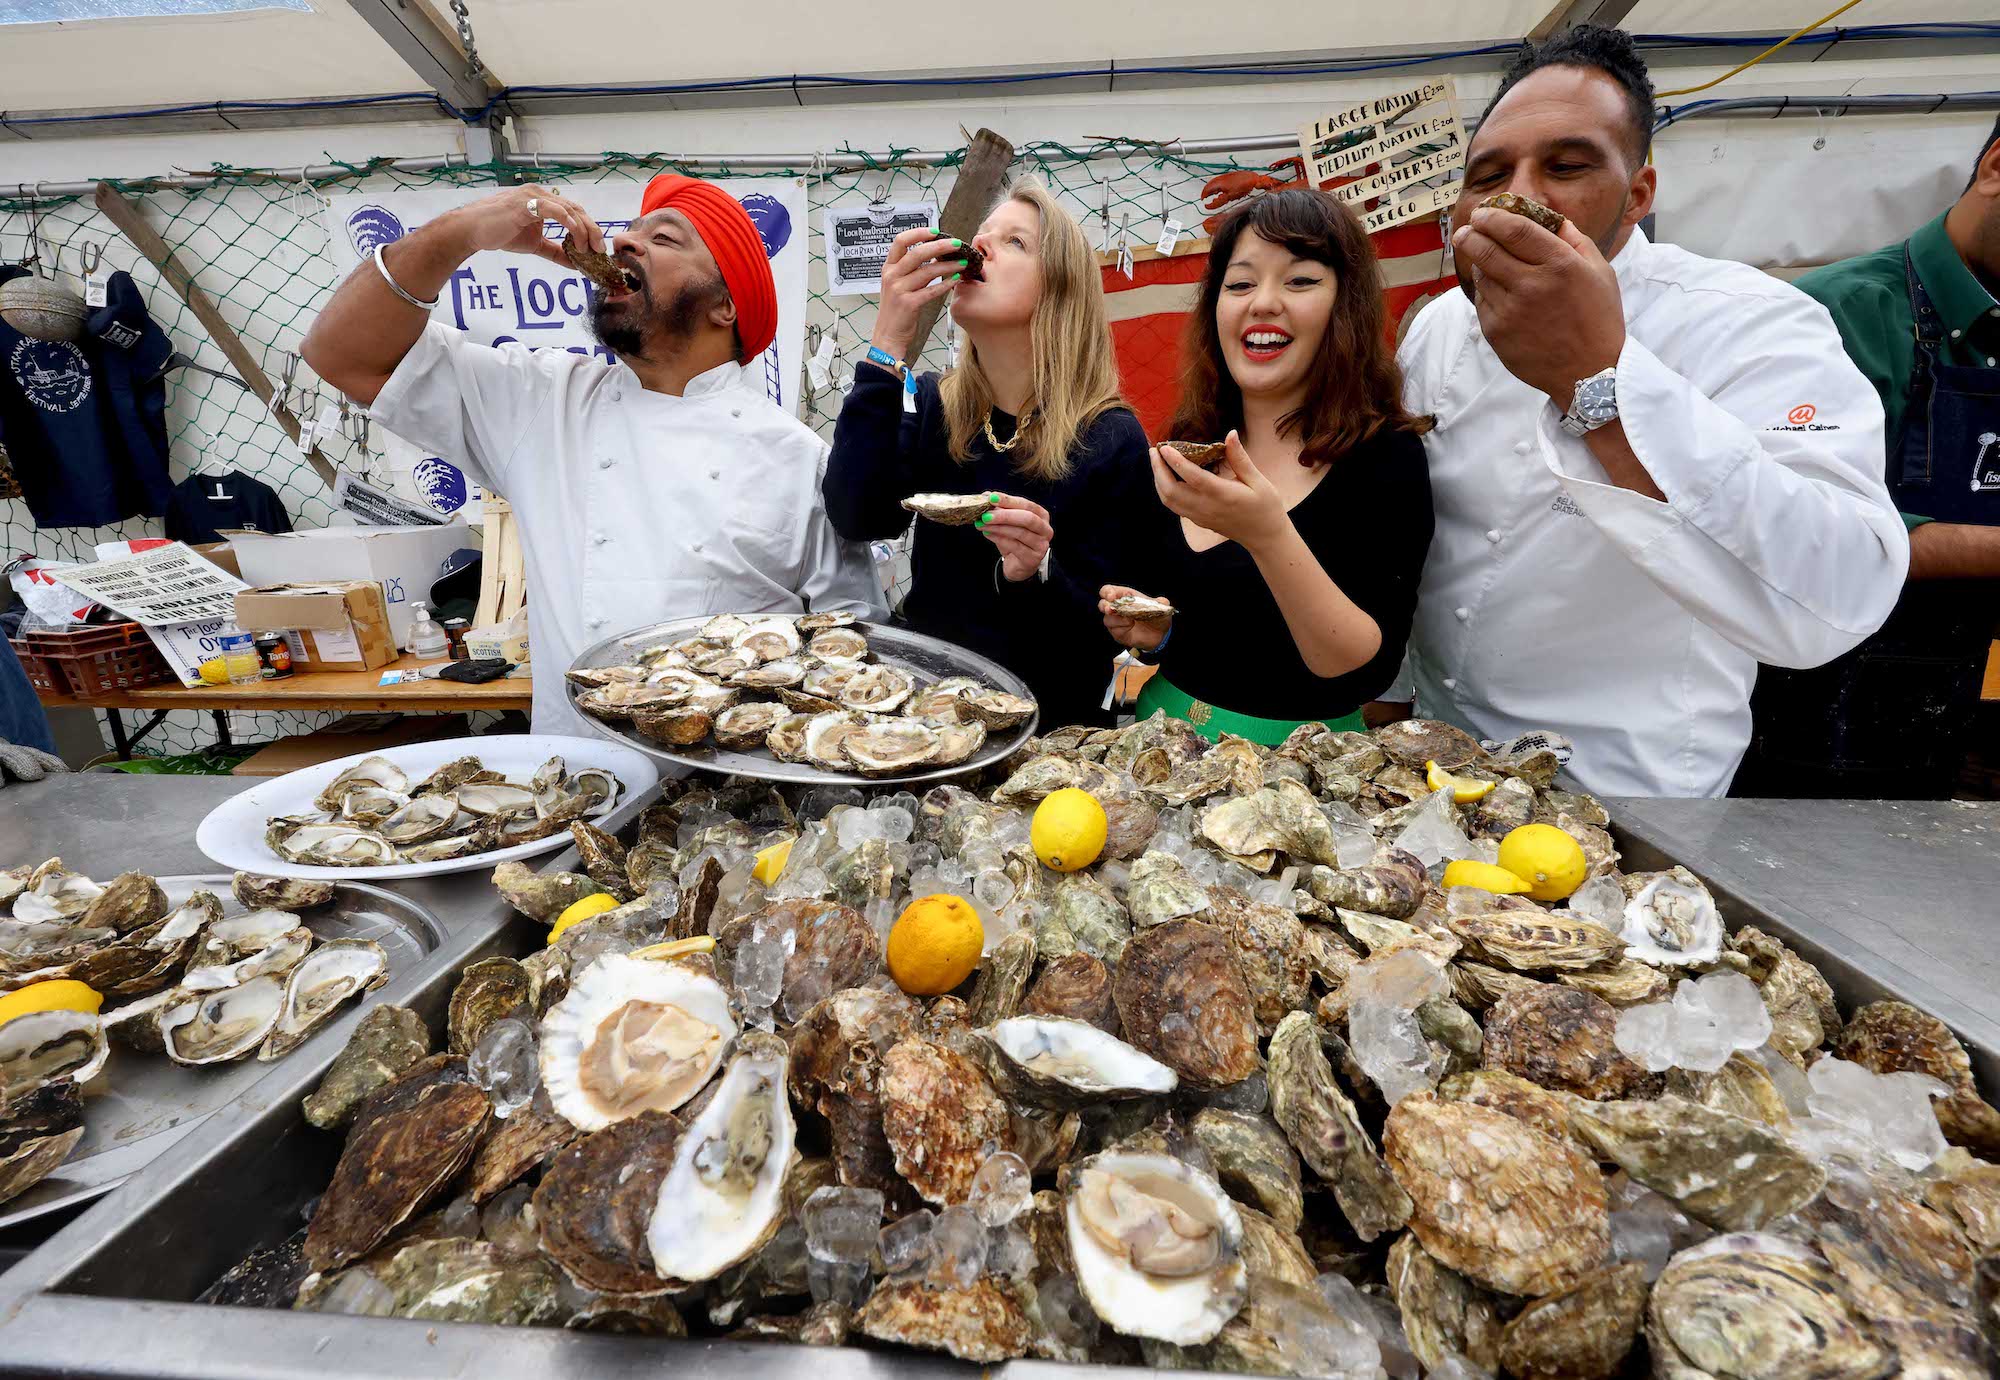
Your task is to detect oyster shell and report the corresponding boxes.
[1437,1067,1579,1146]
[1231,1202,1316,1286]
[929,719,987,768]
[302,1004,430,1131]
[974,1016,1178,1110]
[1482,191,1567,233]
[717,899,880,1020]
[836,664,914,715]
[1570,1095,1824,1232]
[1482,984,1663,1100]
[372,1237,563,1325]
[260,938,388,1060]
[877,1038,1013,1205]
[728,658,806,691]
[1558,958,1672,1007]
[858,1277,1033,1362]
[314,755,409,812]
[1267,1011,1410,1241]
[807,626,869,661]
[533,1110,685,1294]
[632,703,718,747]
[446,956,532,1055]
[1305,848,1428,919]
[842,719,940,776]
[731,618,802,663]
[1809,1188,1986,1375]
[0,1080,84,1207]
[1204,886,1311,1034]
[788,987,919,1201]
[491,863,601,926]
[900,492,998,525]
[376,794,458,845]
[1834,998,2000,1155]
[1199,778,1340,868]
[965,929,1036,1027]
[1063,1148,1247,1345]
[1125,851,1211,928]
[765,712,813,763]
[1618,867,1724,968]
[958,689,1035,731]
[1645,1245,1894,1380]
[567,821,635,903]
[801,710,870,770]
[1445,908,1625,973]
[231,873,335,911]
[1108,593,1174,625]
[1111,919,1260,1090]
[468,1102,578,1202]
[1022,953,1119,1034]
[537,953,735,1131]
[1497,1261,1646,1380]
[1190,1109,1304,1231]
[1036,872,1131,964]
[1375,719,1484,770]
[337,786,408,827]
[712,701,787,751]
[161,976,286,1064]
[1383,1091,1610,1296]
[1385,1231,1504,1373]
[303,1055,489,1271]
[274,825,396,867]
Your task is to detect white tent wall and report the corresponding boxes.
[0,25,1992,758]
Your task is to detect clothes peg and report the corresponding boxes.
[1098,176,1113,255]
[77,242,104,279]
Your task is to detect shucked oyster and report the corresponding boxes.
[1064,1148,1247,1345]
[646,1030,795,1282]
[973,1016,1178,1110]
[232,873,335,911]
[537,953,735,1132]
[901,493,997,525]
[841,719,940,777]
[1619,867,1724,968]
[1482,192,1566,234]
[1108,593,1174,625]
[260,938,389,1060]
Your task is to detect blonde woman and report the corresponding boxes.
[825,180,1146,726]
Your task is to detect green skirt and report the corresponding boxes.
[1134,670,1365,746]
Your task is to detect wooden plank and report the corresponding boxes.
[1985,640,2000,702]
[36,653,530,713]
[91,182,338,488]
[901,127,1014,368]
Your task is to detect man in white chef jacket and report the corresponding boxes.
[1396,26,1908,797]
[303,175,883,734]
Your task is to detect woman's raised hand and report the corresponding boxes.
[867,229,971,362]
[1151,431,1289,553]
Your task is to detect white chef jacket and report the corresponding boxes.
[1397,228,1909,799]
[371,323,884,735]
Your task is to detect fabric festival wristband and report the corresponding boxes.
[867,345,919,414]
[372,244,440,311]
[1136,621,1173,663]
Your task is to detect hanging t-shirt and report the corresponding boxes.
[163,469,293,544]
[0,265,149,529]
[86,270,174,518]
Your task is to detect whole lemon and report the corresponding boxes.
[0,978,103,1028]
[886,893,984,996]
[548,891,619,944]
[1439,859,1532,896]
[1496,824,1589,903]
[1031,788,1108,873]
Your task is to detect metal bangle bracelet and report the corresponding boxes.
[371,243,440,312]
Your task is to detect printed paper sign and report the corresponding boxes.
[822,202,939,297]
[1299,78,1465,229]
[325,180,809,416]
[52,543,248,627]
[334,469,447,527]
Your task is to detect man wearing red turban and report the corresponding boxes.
[303,176,882,734]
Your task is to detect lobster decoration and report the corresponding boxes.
[1197,157,1309,234]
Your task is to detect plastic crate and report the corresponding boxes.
[25,623,173,699]
[7,635,63,697]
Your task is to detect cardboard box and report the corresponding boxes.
[230,522,476,650]
[464,609,530,665]
[191,542,241,579]
[234,581,397,672]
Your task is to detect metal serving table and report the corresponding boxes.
[0,793,1991,1378]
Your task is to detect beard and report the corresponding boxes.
[588,272,725,360]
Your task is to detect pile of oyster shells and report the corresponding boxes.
[570,612,1033,777]
[263,753,622,867]
[0,867,387,1207]
[218,716,2000,1378]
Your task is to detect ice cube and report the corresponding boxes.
[968,1150,1033,1227]
[974,869,1018,917]
[1391,788,1477,868]
[985,1222,1037,1281]
[1346,951,1450,1105]
[806,1256,870,1307]
[1566,875,1627,928]
[467,1016,540,1119]
[869,804,916,844]
[800,786,866,821]
[878,1209,935,1275]
[1693,971,1773,1051]
[437,1193,480,1238]
[1428,1355,1497,1380]
[1037,1273,1101,1349]
[928,1203,987,1289]
[802,1185,885,1264]
[480,1184,540,1262]
[732,918,786,1012]
[312,1266,395,1316]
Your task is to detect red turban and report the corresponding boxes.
[638,173,777,363]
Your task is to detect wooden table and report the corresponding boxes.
[1986,641,2000,701]
[36,654,531,758]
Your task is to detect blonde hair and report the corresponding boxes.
[941,179,1127,483]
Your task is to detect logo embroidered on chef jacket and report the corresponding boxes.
[1787,403,1817,425]
[1550,493,1584,517]
[9,339,91,413]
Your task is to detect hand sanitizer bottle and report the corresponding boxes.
[408,601,448,658]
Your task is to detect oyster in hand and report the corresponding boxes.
[1481,192,1566,234]
[1108,593,1175,626]
[901,492,997,526]
[563,235,632,296]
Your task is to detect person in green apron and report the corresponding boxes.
[1737,116,2000,799]
[1096,189,1433,746]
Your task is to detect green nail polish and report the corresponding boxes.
[976,513,990,527]
[988,492,1001,501]
[950,273,962,282]
[952,238,965,246]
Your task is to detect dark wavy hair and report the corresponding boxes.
[1489,23,1656,167]
[1168,188,1425,467]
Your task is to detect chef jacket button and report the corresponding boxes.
[1443,678,1458,691]
[1485,529,1501,543]
[593,533,608,546]
[1990,308,1999,318]
[1454,606,1470,622]
[693,542,705,553]
[599,457,615,470]
[587,617,605,629]
[1513,441,1531,455]
[731,408,743,419]
[710,469,721,480]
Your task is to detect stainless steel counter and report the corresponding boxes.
[1611,797,2000,1082]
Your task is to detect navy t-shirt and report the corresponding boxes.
[164,470,293,544]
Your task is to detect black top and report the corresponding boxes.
[164,470,294,544]
[824,364,1149,728]
[1115,426,1433,720]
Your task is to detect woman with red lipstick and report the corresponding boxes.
[825,180,1147,727]
[1098,189,1433,742]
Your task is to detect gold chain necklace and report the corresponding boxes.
[982,408,1036,453]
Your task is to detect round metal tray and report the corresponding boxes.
[567,616,1040,786]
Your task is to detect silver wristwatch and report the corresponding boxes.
[1559,366,1619,437]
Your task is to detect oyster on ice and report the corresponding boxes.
[877,1038,1013,1205]
[1482,984,1663,1101]
[1199,779,1341,868]
[1568,1096,1825,1231]
[537,953,736,1132]
[1063,1148,1247,1345]
[1834,998,2000,1155]
[1496,1262,1647,1380]
[646,1031,796,1282]
[302,1005,429,1131]
[1267,1011,1411,1242]
[973,1016,1178,1109]
[533,1110,686,1295]
[1111,919,1260,1090]
[1645,1244,1894,1380]
[858,1278,1033,1363]
[1619,867,1724,968]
